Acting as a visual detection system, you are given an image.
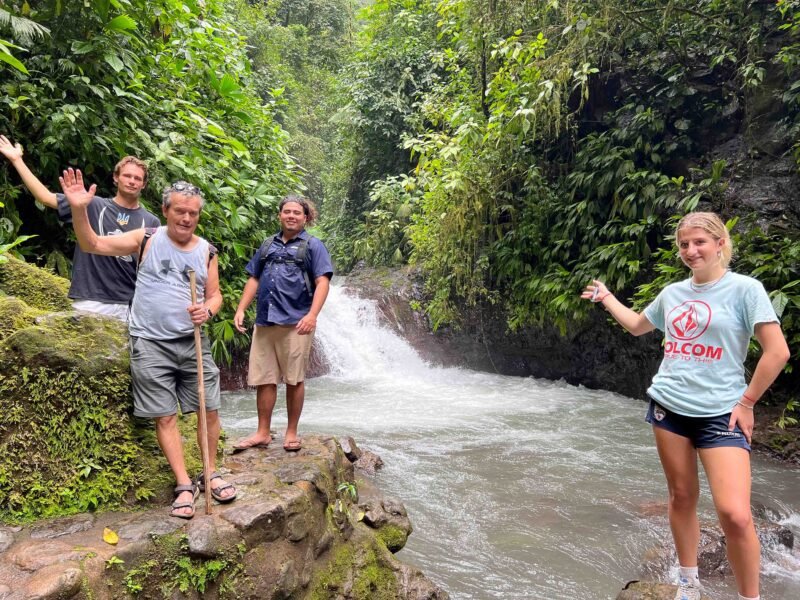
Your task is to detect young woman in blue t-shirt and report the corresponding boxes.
[582,212,790,600]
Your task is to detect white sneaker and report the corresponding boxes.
[674,576,702,600]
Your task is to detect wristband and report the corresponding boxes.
[206,308,213,320]
[742,393,756,404]
[737,400,754,410]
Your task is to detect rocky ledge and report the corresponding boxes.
[0,435,448,600]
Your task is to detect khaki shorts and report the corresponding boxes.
[248,325,314,386]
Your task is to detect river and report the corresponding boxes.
[220,284,800,600]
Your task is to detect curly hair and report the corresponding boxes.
[279,194,318,226]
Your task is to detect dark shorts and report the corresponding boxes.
[645,399,751,452]
[130,335,221,418]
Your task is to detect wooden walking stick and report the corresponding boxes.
[188,268,213,515]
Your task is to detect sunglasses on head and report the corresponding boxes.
[168,181,201,195]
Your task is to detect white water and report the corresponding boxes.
[221,284,800,599]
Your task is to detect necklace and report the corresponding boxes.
[689,270,728,293]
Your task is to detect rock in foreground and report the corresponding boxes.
[0,434,448,600]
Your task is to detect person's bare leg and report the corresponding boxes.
[234,383,276,448]
[653,427,701,567]
[155,414,193,516]
[699,446,759,598]
[284,381,305,447]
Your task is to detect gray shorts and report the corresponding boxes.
[130,335,221,418]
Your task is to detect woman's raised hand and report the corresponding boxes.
[581,279,610,303]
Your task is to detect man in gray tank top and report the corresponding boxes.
[59,170,236,519]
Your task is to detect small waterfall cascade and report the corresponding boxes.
[314,281,432,379]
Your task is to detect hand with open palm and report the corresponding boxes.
[58,168,96,210]
[0,135,23,163]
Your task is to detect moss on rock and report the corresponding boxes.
[0,256,70,311]
[375,524,408,553]
[0,261,202,523]
[308,533,398,600]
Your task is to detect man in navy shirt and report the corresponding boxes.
[233,195,333,452]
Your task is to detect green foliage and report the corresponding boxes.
[325,0,798,413]
[0,0,303,362]
[116,532,244,596]
[0,363,140,522]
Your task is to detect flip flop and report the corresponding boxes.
[231,438,271,453]
[195,471,237,503]
[283,439,302,452]
[170,483,199,519]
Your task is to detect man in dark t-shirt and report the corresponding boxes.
[0,135,160,320]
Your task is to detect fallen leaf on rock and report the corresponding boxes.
[102,527,119,545]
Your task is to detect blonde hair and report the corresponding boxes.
[114,156,149,184]
[675,211,733,268]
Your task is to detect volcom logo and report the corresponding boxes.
[666,300,711,341]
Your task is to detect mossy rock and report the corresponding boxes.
[309,532,399,600]
[0,260,202,523]
[0,309,130,377]
[0,256,70,312]
[0,296,44,342]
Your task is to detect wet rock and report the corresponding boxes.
[641,520,793,577]
[354,450,384,474]
[358,479,412,552]
[285,511,312,542]
[116,514,183,541]
[6,540,85,572]
[110,538,152,565]
[0,531,14,554]
[220,498,285,546]
[21,561,82,599]
[29,514,95,540]
[339,436,363,462]
[616,580,711,599]
[314,530,333,558]
[394,562,451,600]
[185,516,241,558]
[0,435,444,599]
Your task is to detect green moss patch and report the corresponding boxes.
[309,536,398,600]
[0,261,203,523]
[0,256,70,311]
[376,524,408,553]
[107,533,245,598]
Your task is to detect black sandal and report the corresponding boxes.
[195,471,237,503]
[170,483,199,519]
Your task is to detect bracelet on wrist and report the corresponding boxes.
[736,400,754,410]
[206,308,213,320]
[742,393,756,404]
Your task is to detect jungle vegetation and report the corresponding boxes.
[1,0,798,417]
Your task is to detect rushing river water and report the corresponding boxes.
[220,284,800,600]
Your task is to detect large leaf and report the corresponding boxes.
[0,46,28,74]
[105,14,137,33]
